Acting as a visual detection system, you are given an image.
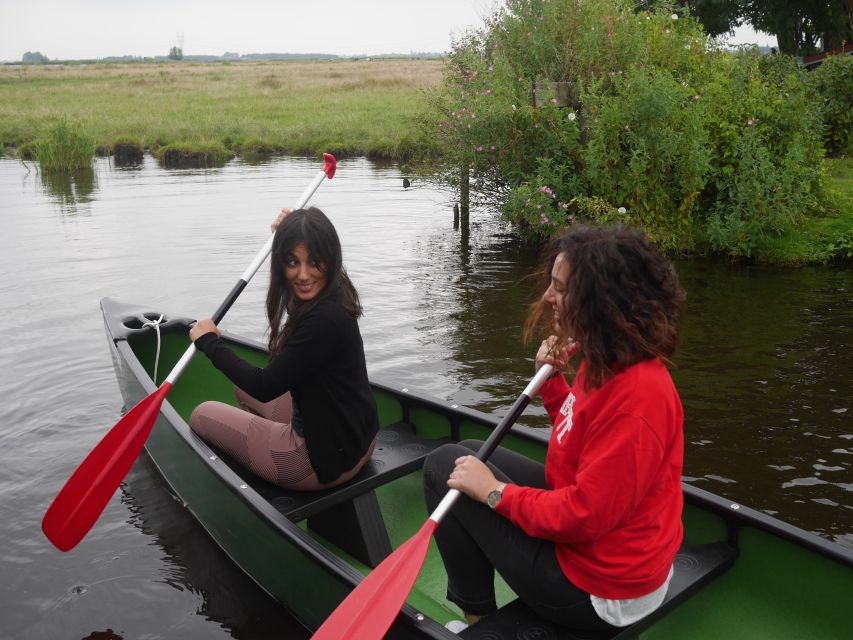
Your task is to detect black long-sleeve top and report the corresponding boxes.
[193,295,378,483]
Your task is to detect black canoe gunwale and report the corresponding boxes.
[101,297,853,636]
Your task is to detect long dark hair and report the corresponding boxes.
[266,207,362,355]
[524,225,685,388]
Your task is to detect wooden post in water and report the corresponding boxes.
[459,165,470,234]
[453,203,460,230]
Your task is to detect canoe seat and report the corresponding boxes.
[459,541,738,640]
[248,421,448,568]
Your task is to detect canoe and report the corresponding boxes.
[101,297,853,639]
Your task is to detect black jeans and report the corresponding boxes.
[422,441,615,632]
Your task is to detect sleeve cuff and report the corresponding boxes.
[193,331,221,354]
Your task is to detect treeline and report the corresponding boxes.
[7,51,444,65]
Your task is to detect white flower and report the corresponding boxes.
[511,104,517,111]
[617,206,627,214]
[568,112,577,121]
[671,13,679,20]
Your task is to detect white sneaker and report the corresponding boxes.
[445,619,469,633]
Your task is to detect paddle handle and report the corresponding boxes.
[162,155,336,386]
[429,363,554,523]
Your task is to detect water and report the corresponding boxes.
[1,156,850,639]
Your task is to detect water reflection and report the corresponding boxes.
[40,167,96,210]
[120,455,308,639]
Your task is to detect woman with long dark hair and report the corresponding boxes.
[423,225,686,633]
[189,207,378,490]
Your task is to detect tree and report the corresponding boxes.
[637,1,745,37]
[168,46,183,60]
[642,1,853,55]
[22,51,48,64]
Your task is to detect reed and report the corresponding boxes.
[33,116,95,172]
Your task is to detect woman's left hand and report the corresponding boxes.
[447,455,498,504]
[190,318,220,342]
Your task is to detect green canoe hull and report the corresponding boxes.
[101,298,853,639]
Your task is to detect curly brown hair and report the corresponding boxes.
[524,225,686,388]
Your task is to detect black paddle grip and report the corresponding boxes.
[211,279,248,325]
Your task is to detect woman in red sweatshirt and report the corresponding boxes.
[423,225,686,632]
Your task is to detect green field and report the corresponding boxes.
[0,59,444,159]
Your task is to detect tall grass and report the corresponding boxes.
[33,116,95,172]
[0,60,444,160]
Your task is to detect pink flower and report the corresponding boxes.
[540,214,549,224]
[550,97,558,104]
[694,95,700,101]
[747,119,754,126]
[475,145,483,152]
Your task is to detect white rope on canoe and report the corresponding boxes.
[142,314,165,384]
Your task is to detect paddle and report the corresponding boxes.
[42,153,337,552]
[311,363,555,640]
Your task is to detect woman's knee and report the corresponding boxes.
[423,443,470,495]
[189,401,225,435]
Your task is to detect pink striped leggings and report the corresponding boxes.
[190,387,374,491]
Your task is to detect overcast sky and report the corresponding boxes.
[0,0,776,63]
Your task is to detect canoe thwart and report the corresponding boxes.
[236,421,448,566]
[460,541,738,640]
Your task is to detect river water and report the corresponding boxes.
[1,156,850,639]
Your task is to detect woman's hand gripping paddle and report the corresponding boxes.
[42,154,337,552]
[310,363,554,640]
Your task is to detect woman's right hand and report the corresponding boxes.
[270,207,292,233]
[535,336,577,372]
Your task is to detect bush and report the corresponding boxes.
[697,49,825,254]
[582,67,710,251]
[426,0,832,257]
[809,54,853,157]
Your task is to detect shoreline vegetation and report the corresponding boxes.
[0,58,850,264]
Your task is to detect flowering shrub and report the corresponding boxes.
[426,0,831,255]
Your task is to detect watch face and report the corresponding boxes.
[487,489,501,508]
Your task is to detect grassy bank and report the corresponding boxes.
[0,60,444,160]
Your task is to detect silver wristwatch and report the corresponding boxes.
[486,482,507,509]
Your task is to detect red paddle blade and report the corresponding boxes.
[42,382,173,552]
[312,519,438,640]
[322,153,336,179]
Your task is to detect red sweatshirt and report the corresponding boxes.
[496,358,683,599]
